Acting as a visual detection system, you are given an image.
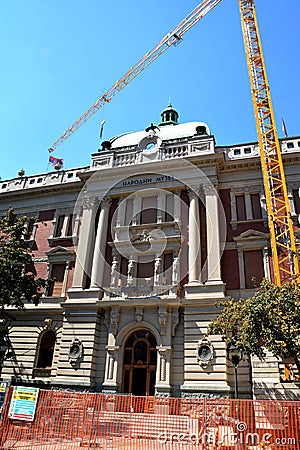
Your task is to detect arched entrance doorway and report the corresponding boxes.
[122,329,157,396]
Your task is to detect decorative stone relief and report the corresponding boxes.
[110,254,119,287]
[69,338,83,366]
[43,318,53,330]
[110,308,120,335]
[127,259,135,286]
[158,307,168,336]
[172,254,179,285]
[135,306,144,323]
[197,337,214,368]
[82,196,99,210]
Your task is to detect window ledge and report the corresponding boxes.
[230,218,267,230]
[48,235,78,246]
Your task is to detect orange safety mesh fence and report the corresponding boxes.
[0,387,299,449]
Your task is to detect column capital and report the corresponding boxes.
[187,186,200,198]
[100,195,112,209]
[82,196,100,210]
[202,182,217,196]
[156,345,172,358]
[105,345,119,357]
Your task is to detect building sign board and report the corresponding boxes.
[8,386,39,421]
[0,382,9,417]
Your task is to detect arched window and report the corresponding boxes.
[36,330,56,368]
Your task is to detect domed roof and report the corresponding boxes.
[110,121,211,150]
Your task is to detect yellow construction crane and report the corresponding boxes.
[49,0,298,286]
[238,0,298,285]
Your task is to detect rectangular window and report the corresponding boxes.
[66,214,73,236]
[165,193,174,222]
[163,253,173,284]
[141,196,157,224]
[124,198,133,226]
[293,189,300,214]
[137,256,154,286]
[244,250,264,289]
[236,195,246,221]
[25,218,35,240]
[251,193,262,219]
[48,263,65,296]
[54,215,65,237]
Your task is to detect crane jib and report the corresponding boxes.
[48,0,221,153]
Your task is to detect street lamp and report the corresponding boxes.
[227,337,243,399]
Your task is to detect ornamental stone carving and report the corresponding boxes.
[43,318,53,330]
[110,308,120,335]
[158,307,168,335]
[197,337,214,368]
[135,306,144,323]
[110,255,119,287]
[69,338,83,366]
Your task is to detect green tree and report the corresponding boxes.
[0,208,46,311]
[208,279,300,373]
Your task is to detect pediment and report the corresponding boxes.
[45,246,73,256]
[233,229,269,242]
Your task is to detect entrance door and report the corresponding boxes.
[122,329,157,396]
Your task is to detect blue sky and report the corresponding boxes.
[1,0,299,180]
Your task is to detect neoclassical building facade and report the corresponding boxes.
[0,105,299,399]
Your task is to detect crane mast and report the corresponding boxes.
[48,0,221,153]
[238,0,299,285]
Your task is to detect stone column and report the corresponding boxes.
[132,196,142,226]
[157,192,166,223]
[187,189,201,283]
[102,345,119,392]
[156,346,172,393]
[244,192,253,220]
[204,184,223,284]
[102,307,120,393]
[90,197,111,288]
[116,196,126,228]
[72,197,98,288]
[154,256,162,286]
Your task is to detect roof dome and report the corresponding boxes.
[109,121,211,149]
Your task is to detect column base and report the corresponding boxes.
[155,384,172,396]
[184,281,225,300]
[180,382,230,398]
[102,381,118,394]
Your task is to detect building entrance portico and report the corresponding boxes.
[122,329,157,396]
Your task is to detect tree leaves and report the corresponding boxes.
[208,279,300,372]
[0,208,47,311]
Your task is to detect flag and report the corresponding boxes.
[281,118,288,137]
[99,120,105,139]
[49,156,63,167]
